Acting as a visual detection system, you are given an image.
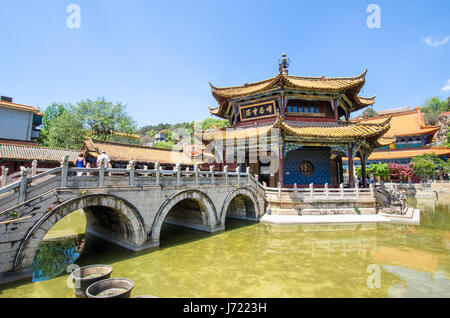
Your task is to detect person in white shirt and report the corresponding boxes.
[96,150,111,168]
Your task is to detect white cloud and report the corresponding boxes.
[421,35,450,47]
[442,80,450,92]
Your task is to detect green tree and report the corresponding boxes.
[46,109,87,149]
[200,118,229,130]
[421,97,449,125]
[38,103,71,146]
[364,107,378,118]
[75,97,137,141]
[367,162,390,179]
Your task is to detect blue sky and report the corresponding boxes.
[0,0,449,127]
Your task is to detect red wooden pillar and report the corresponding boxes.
[348,144,354,188]
[333,99,339,121]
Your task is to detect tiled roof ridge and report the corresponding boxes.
[210,69,368,90]
[0,142,80,152]
[286,69,367,81]
[90,138,184,153]
[209,76,277,91]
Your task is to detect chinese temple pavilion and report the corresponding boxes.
[353,107,450,164]
[206,54,392,188]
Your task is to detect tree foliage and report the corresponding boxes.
[363,107,378,118]
[355,162,390,179]
[76,97,138,141]
[421,96,449,125]
[138,118,229,149]
[38,103,71,146]
[411,153,448,180]
[47,109,87,149]
[388,163,414,182]
[38,97,138,149]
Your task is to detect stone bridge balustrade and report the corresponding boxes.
[0,162,265,284]
[265,182,381,215]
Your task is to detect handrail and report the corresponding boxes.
[0,162,256,209]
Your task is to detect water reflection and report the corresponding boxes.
[32,236,83,282]
[2,196,450,298]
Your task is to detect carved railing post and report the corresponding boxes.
[340,183,344,198]
[224,165,228,185]
[86,163,91,176]
[143,165,148,177]
[60,155,69,188]
[31,160,37,176]
[194,164,199,186]
[98,158,106,187]
[370,183,375,197]
[155,161,160,186]
[210,166,215,185]
[325,183,329,199]
[236,167,240,184]
[176,163,181,186]
[246,166,250,185]
[19,168,29,203]
[128,160,137,186]
[310,183,314,200]
[1,166,8,188]
[254,174,259,192]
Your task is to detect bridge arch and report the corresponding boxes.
[14,194,147,272]
[220,187,260,225]
[149,189,218,243]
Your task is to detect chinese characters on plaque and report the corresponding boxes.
[239,100,277,122]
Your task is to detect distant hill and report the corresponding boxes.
[138,118,229,149]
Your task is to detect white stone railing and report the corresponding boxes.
[0,160,51,188]
[0,156,255,208]
[264,182,375,201]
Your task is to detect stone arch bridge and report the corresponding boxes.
[0,157,265,283]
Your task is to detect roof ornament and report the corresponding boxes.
[279,53,290,75]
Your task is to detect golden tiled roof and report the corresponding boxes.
[210,70,374,118]
[83,138,196,165]
[0,143,80,162]
[344,147,450,161]
[211,71,367,98]
[202,117,390,144]
[367,147,450,161]
[376,137,396,147]
[355,107,441,138]
[279,118,390,140]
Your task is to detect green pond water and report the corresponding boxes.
[1,196,449,298]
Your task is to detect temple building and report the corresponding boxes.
[206,54,392,188]
[353,106,450,165]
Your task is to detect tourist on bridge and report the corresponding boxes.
[74,153,86,176]
[97,150,111,169]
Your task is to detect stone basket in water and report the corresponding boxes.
[86,278,135,298]
[70,264,113,297]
